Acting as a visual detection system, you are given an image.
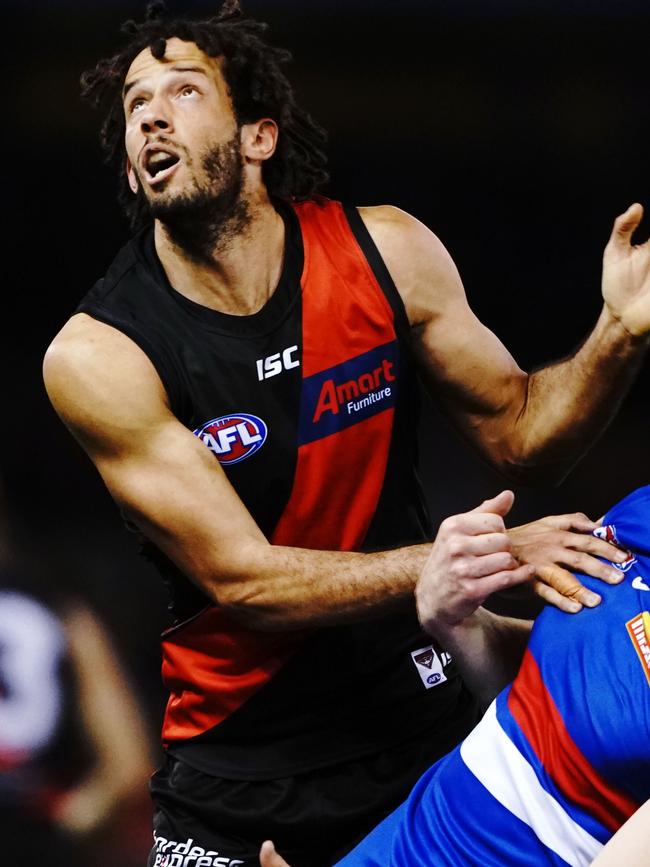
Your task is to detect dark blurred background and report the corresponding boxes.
[4,0,650,857]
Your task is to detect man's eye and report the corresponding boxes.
[180,85,197,97]
[130,98,146,113]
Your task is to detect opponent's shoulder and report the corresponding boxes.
[43,314,168,446]
[356,205,466,326]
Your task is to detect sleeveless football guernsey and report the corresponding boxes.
[337,485,650,866]
[77,198,478,778]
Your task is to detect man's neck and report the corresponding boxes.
[154,190,286,316]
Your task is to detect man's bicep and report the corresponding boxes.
[98,416,266,578]
[43,318,265,595]
[413,305,527,426]
[360,206,528,432]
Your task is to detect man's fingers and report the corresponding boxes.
[260,841,290,867]
[470,490,514,520]
[452,512,506,536]
[552,536,627,578]
[555,549,624,584]
[469,551,519,578]
[543,512,598,533]
[557,530,627,564]
[609,202,643,250]
[477,564,536,597]
[531,579,583,614]
[535,565,601,608]
[461,532,512,556]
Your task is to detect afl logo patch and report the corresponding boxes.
[194,413,268,465]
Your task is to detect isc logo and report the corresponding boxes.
[256,345,300,381]
[194,413,268,465]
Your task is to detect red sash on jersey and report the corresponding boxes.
[162,200,399,743]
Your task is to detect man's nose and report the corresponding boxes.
[139,97,172,134]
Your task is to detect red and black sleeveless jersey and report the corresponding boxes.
[77,199,477,779]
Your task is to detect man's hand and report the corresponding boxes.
[508,513,626,613]
[602,203,650,337]
[260,841,290,867]
[416,491,534,635]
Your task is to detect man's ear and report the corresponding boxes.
[126,157,139,194]
[241,118,279,164]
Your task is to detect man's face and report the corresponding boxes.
[123,38,240,210]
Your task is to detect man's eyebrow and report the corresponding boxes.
[122,66,209,100]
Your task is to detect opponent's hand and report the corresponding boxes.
[416,491,535,634]
[602,203,650,337]
[508,512,626,613]
[260,841,291,867]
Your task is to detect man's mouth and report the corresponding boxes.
[143,148,181,185]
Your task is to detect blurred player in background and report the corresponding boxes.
[0,492,153,866]
[43,1,650,864]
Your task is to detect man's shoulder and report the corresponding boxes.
[357,204,453,260]
[355,205,465,325]
[43,313,166,436]
[43,313,158,404]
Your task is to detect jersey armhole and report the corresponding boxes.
[76,304,189,420]
[342,204,412,342]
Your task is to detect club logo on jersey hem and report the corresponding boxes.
[194,413,267,465]
[593,524,637,571]
[626,612,650,687]
[411,645,452,689]
[299,341,398,445]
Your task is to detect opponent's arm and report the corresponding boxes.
[419,607,531,707]
[361,203,650,485]
[43,315,533,632]
[415,492,532,705]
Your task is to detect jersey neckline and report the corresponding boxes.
[134,198,304,339]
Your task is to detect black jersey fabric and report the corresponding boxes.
[77,198,477,779]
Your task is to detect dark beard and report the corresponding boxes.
[145,131,250,264]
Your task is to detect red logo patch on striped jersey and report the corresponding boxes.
[626,612,650,687]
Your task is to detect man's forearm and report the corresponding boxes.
[512,306,648,483]
[201,541,431,630]
[429,609,532,707]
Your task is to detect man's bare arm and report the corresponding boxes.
[361,203,650,485]
[425,609,532,708]
[590,800,650,866]
[414,489,532,705]
[44,315,535,631]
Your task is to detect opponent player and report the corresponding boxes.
[43,3,650,865]
[260,485,650,866]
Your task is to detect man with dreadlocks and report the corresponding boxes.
[43,2,650,865]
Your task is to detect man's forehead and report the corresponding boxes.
[124,38,221,87]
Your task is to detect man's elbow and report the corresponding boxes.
[496,447,577,488]
[195,550,287,632]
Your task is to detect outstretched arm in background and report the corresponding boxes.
[363,203,650,608]
[364,203,650,484]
